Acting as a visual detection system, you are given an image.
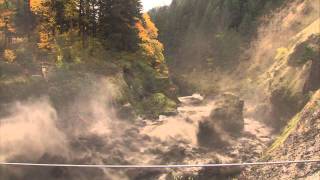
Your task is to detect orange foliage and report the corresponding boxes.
[30,0,44,12]
[0,5,16,31]
[142,13,158,38]
[136,13,166,74]
[3,49,16,63]
[38,30,52,50]
[136,13,159,41]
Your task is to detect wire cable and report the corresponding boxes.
[1,160,320,169]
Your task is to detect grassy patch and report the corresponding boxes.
[265,90,320,155]
[266,112,301,154]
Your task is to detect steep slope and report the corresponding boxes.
[241,90,320,179]
[236,0,320,130]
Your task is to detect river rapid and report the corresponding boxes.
[1,94,275,180]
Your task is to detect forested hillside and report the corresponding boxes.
[0,0,177,118]
[150,0,288,69]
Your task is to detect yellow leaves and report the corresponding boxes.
[30,0,44,13]
[142,13,158,39]
[135,13,166,74]
[136,13,160,42]
[0,19,16,33]
[139,34,164,63]
[0,3,15,29]
[136,13,159,41]
[38,30,52,50]
[3,49,16,63]
[0,0,17,32]
[140,43,154,56]
[136,21,149,41]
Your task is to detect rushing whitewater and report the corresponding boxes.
[0,87,274,179]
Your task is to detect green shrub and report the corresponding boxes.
[288,35,320,66]
[141,93,177,118]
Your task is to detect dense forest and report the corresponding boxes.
[0,0,178,118]
[0,0,320,179]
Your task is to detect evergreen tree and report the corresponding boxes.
[99,0,142,51]
[27,0,144,51]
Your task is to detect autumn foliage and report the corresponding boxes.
[136,13,167,75]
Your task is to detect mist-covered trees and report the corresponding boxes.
[150,0,288,69]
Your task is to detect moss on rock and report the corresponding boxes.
[140,93,177,118]
[288,34,320,67]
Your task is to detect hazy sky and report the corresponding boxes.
[141,0,172,11]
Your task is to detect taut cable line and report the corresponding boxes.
[1,160,320,169]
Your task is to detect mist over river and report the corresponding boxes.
[0,80,274,179]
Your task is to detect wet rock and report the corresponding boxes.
[198,159,243,179]
[303,55,320,93]
[269,87,306,130]
[160,144,187,163]
[197,120,229,148]
[179,94,204,105]
[117,103,136,120]
[126,169,166,180]
[209,93,245,135]
[197,93,244,148]
[288,34,319,67]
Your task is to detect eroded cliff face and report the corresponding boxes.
[241,90,320,179]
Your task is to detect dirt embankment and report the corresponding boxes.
[241,90,320,179]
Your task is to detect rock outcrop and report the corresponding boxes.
[241,90,320,179]
[197,93,245,147]
[287,34,320,93]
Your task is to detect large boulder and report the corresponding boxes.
[197,120,230,148]
[179,93,204,105]
[303,55,320,93]
[197,93,244,147]
[117,103,136,121]
[287,34,319,67]
[210,93,245,134]
[269,87,308,130]
[286,34,320,93]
